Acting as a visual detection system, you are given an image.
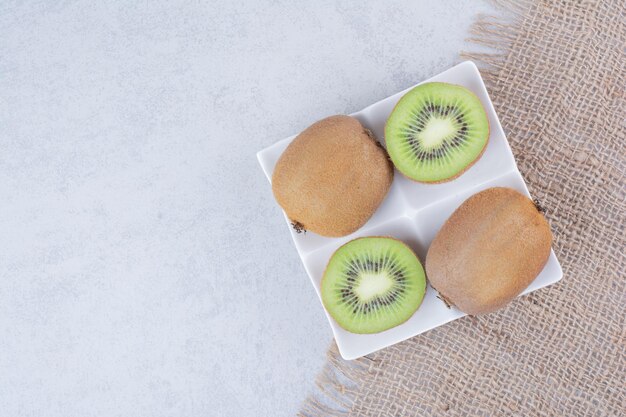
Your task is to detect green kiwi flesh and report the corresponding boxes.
[321,237,426,334]
[385,82,490,183]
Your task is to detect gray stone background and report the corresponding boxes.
[0,1,493,415]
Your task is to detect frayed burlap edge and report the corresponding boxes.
[298,344,371,417]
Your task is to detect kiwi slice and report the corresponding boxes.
[385,82,490,183]
[321,237,426,334]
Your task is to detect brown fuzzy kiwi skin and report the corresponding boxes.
[425,187,553,315]
[384,82,491,184]
[272,115,394,237]
[320,236,426,333]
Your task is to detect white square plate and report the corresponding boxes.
[257,61,563,360]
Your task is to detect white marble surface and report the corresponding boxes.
[0,1,493,416]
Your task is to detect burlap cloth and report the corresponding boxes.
[299,1,625,415]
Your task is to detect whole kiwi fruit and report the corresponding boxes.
[426,187,552,315]
[272,115,393,237]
